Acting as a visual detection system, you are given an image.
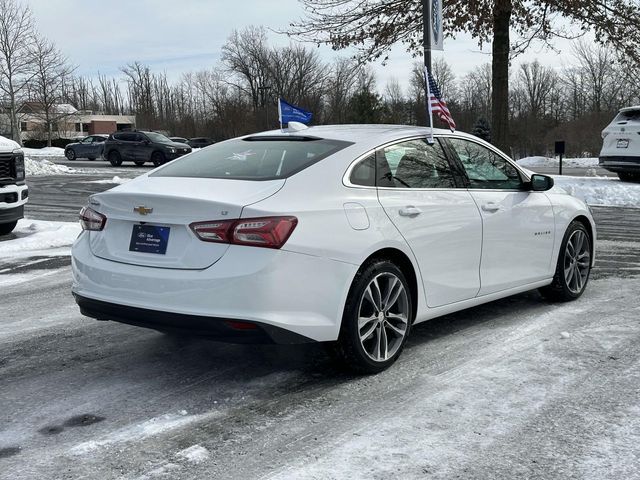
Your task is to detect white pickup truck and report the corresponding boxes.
[0,135,28,235]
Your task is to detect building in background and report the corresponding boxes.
[0,102,136,141]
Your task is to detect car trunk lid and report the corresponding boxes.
[88,176,285,269]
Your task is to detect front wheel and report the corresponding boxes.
[65,149,76,161]
[330,260,413,374]
[108,151,123,167]
[151,152,166,167]
[540,221,592,301]
[0,220,18,236]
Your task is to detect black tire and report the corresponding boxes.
[108,150,123,167]
[618,172,640,182]
[65,149,76,161]
[329,259,413,374]
[540,221,592,302]
[134,160,146,166]
[151,151,166,167]
[0,220,18,236]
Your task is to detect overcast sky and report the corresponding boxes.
[27,0,584,92]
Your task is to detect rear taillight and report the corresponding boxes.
[79,206,107,231]
[190,216,297,249]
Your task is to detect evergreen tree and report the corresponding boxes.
[471,117,492,143]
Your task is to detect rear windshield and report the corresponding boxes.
[620,110,640,121]
[151,136,352,180]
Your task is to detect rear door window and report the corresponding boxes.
[151,136,353,180]
[378,139,456,189]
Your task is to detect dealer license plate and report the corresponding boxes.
[129,224,170,254]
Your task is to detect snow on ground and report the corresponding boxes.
[518,156,599,168]
[25,157,77,176]
[551,176,640,207]
[22,146,66,158]
[0,219,81,259]
[88,175,129,185]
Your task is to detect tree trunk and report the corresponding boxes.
[491,0,512,154]
[9,90,22,147]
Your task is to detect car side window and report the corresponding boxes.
[448,138,522,190]
[81,137,92,144]
[349,154,376,187]
[94,137,105,143]
[377,139,456,189]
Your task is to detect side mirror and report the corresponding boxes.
[529,174,554,192]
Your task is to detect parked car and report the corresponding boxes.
[0,135,27,235]
[170,137,189,144]
[599,106,640,181]
[188,137,214,149]
[72,125,596,373]
[64,135,108,161]
[102,131,192,167]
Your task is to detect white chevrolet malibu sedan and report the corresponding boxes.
[72,125,596,373]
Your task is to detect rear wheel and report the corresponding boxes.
[108,150,122,167]
[0,221,18,236]
[65,149,76,161]
[151,151,166,167]
[540,221,592,302]
[330,260,413,374]
[618,172,640,182]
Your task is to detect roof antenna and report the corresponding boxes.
[287,122,309,132]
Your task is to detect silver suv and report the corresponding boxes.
[599,106,640,182]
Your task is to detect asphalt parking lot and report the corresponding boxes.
[1,171,639,479]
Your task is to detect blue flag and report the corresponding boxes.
[278,98,313,126]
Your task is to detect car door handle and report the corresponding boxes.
[481,202,503,212]
[399,206,422,217]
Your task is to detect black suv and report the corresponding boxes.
[188,137,214,149]
[103,131,192,167]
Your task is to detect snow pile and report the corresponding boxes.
[22,146,66,158]
[518,157,599,168]
[25,157,76,176]
[89,176,129,185]
[0,219,81,258]
[551,176,640,207]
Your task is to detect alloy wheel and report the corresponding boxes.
[357,272,409,362]
[563,229,590,294]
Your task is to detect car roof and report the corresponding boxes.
[252,124,471,144]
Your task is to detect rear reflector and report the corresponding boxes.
[79,206,107,231]
[190,216,297,249]
[225,320,259,330]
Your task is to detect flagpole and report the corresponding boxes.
[278,98,283,131]
[422,0,432,72]
[423,0,434,142]
[425,67,435,144]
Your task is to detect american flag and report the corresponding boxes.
[424,66,456,132]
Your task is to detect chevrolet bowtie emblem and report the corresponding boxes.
[133,205,153,215]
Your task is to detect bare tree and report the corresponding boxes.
[288,0,640,151]
[0,0,37,145]
[28,36,74,146]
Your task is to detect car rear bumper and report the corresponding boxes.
[74,294,314,344]
[599,156,640,172]
[71,232,358,342]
